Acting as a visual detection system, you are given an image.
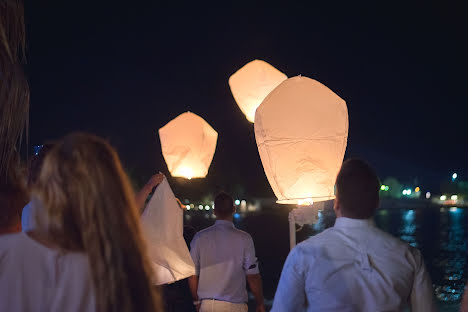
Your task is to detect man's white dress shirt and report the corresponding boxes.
[190,220,259,304]
[271,217,436,312]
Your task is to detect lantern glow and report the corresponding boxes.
[254,76,349,205]
[297,198,314,206]
[176,166,194,180]
[159,112,218,179]
[229,60,287,123]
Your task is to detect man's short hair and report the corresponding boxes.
[214,192,234,218]
[335,159,380,219]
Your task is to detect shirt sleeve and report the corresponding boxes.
[243,235,260,275]
[409,247,437,312]
[190,234,200,275]
[271,246,306,312]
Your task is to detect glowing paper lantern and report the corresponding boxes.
[229,60,287,123]
[254,76,348,204]
[159,112,218,179]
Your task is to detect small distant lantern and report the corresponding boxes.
[229,60,287,123]
[254,76,349,205]
[159,112,218,179]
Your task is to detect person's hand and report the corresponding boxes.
[135,173,165,211]
[146,173,164,189]
[256,304,266,312]
[175,198,185,209]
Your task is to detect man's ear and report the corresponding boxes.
[334,196,341,217]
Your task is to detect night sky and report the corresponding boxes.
[24,2,468,198]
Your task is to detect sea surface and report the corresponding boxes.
[185,205,467,311]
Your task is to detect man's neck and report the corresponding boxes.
[216,217,233,222]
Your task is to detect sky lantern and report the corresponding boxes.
[141,177,195,285]
[229,59,287,123]
[254,76,349,205]
[159,112,218,179]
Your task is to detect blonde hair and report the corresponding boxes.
[33,132,161,312]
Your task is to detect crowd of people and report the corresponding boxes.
[1,132,468,312]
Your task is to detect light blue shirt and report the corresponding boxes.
[190,220,260,303]
[271,217,436,312]
[22,198,46,232]
[21,201,35,232]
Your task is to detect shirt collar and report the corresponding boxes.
[334,217,375,229]
[215,220,235,228]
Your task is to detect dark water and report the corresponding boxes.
[373,207,467,311]
[185,205,468,311]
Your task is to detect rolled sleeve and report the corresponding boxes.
[190,234,200,275]
[244,236,260,275]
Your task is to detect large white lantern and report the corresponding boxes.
[141,177,195,285]
[254,76,348,204]
[159,112,218,179]
[229,59,287,123]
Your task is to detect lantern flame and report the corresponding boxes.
[297,198,314,206]
[176,166,194,180]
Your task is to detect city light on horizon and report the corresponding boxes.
[402,189,412,196]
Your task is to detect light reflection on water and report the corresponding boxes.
[373,206,468,309]
[400,209,417,248]
[432,207,466,302]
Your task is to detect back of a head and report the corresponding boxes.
[335,159,380,219]
[32,132,161,312]
[214,192,234,219]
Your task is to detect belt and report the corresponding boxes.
[202,299,246,304]
[203,298,222,302]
